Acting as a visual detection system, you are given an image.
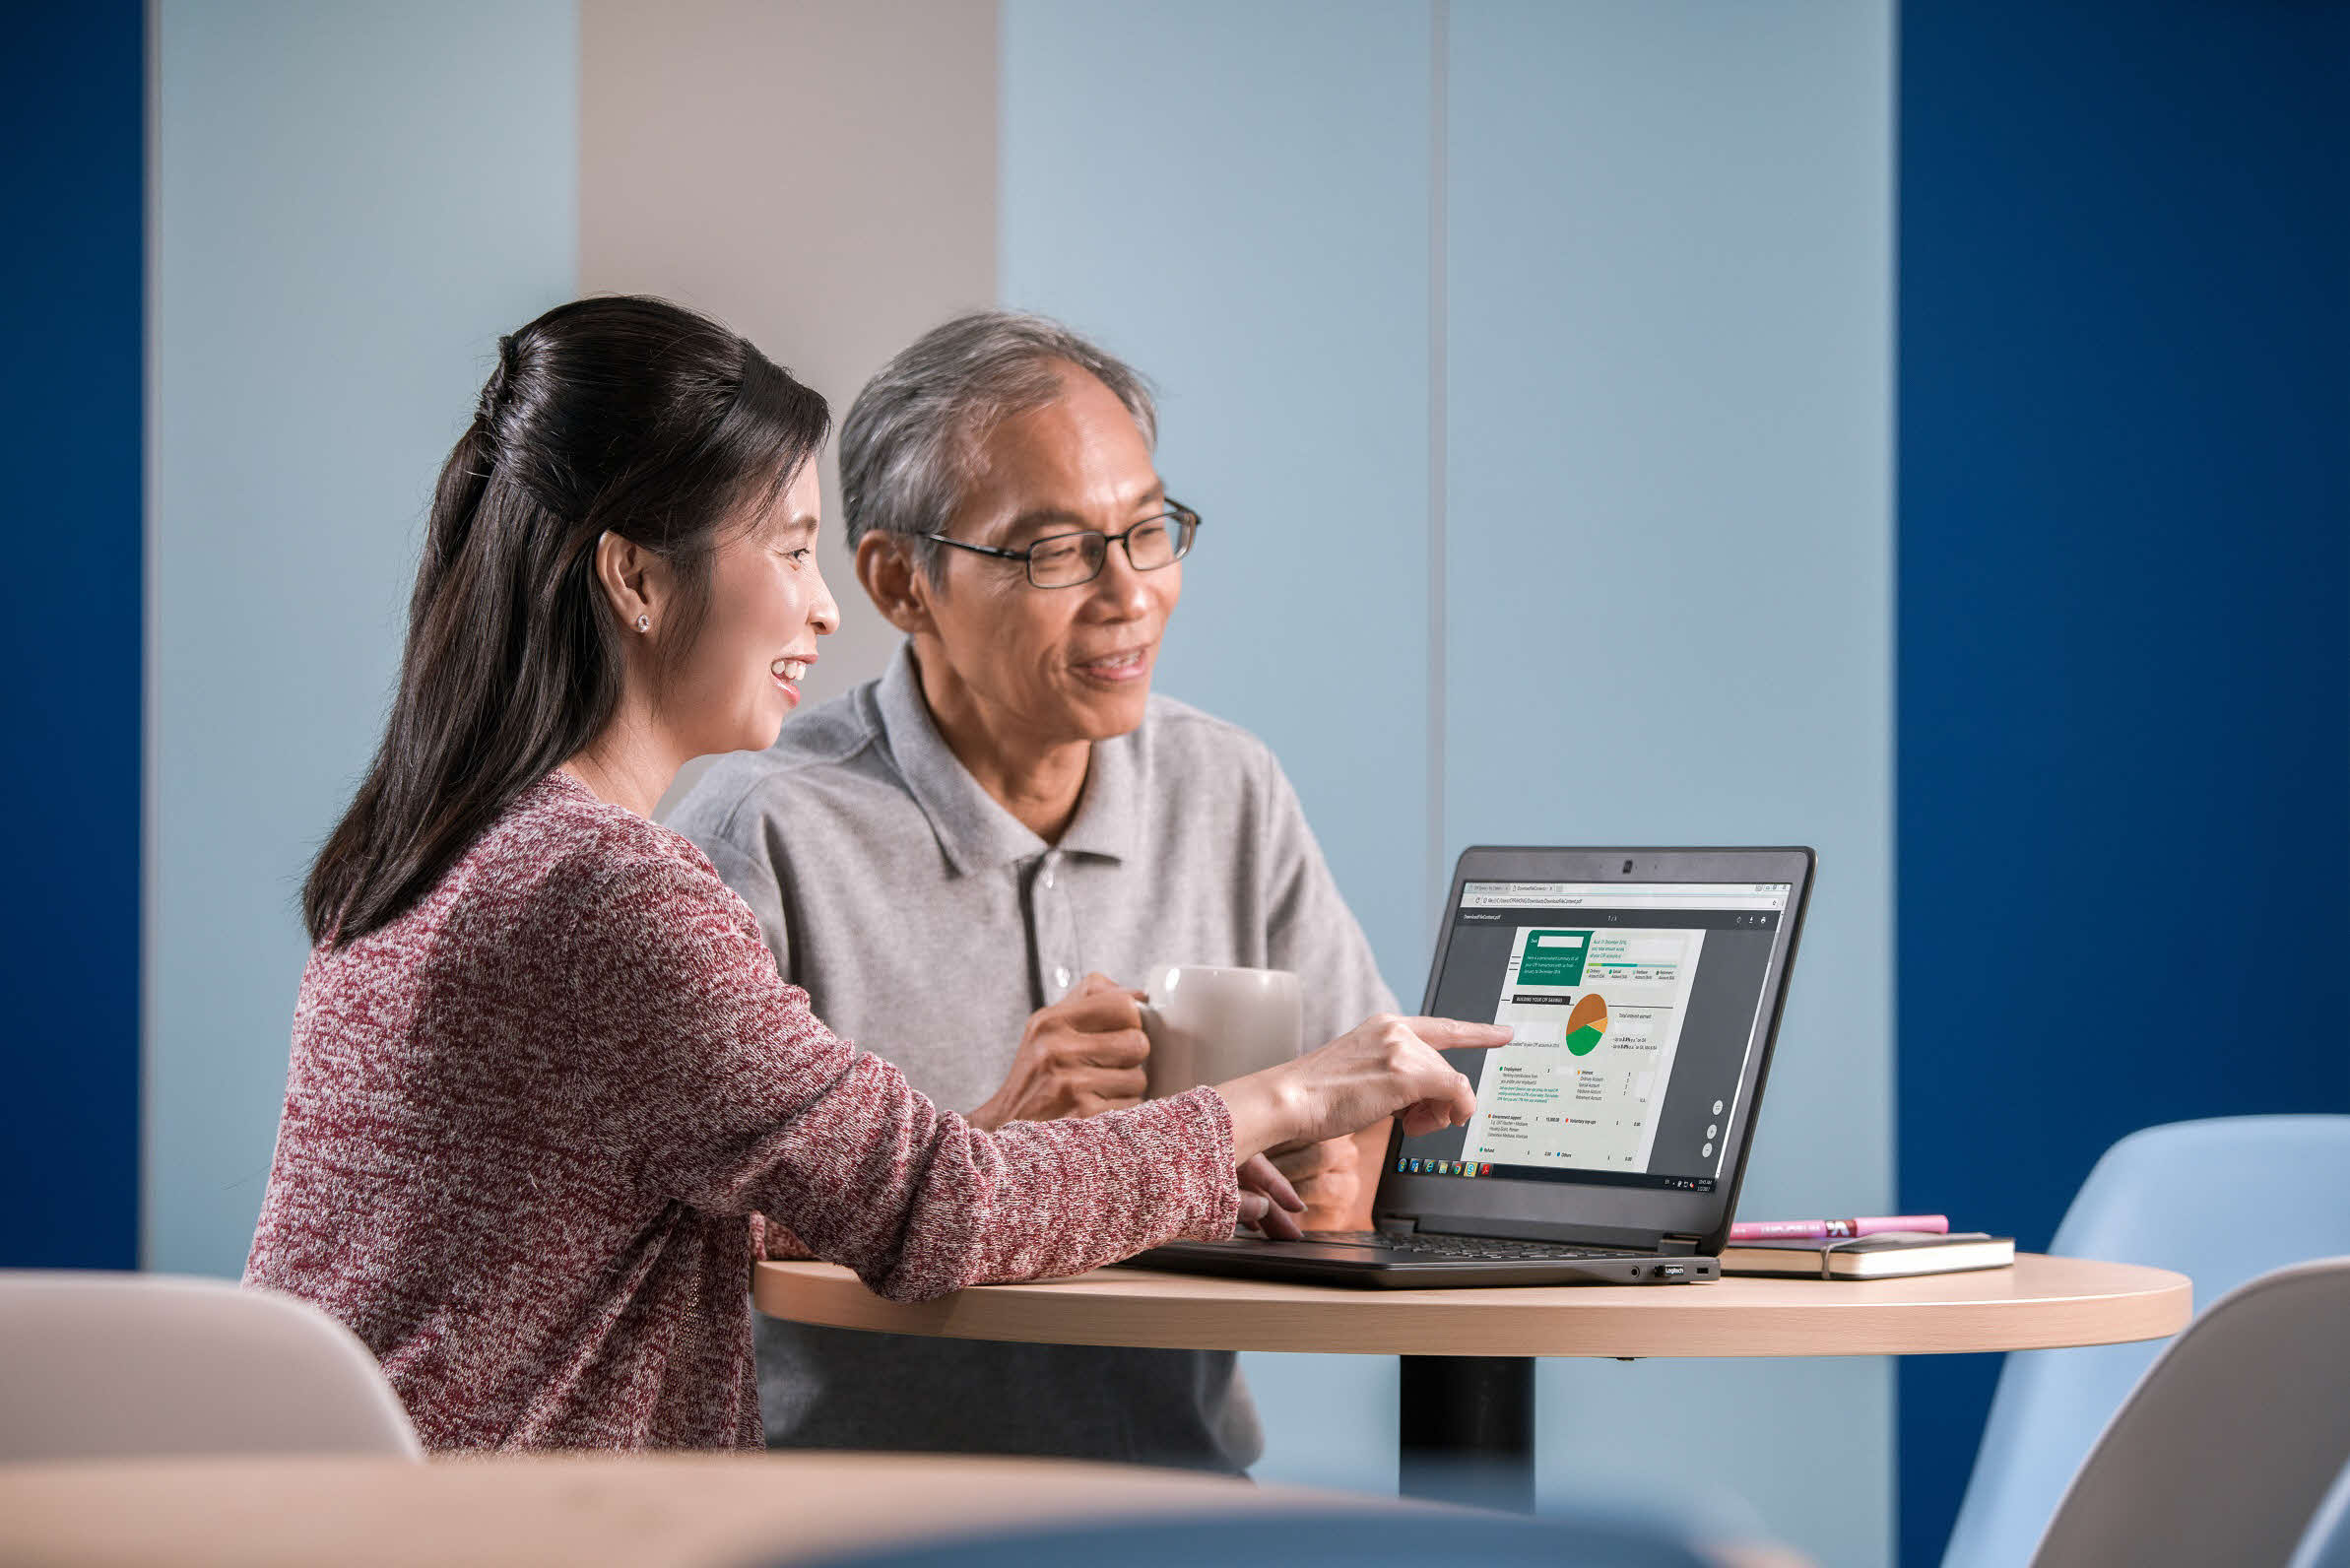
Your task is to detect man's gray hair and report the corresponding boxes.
[839,310,1157,574]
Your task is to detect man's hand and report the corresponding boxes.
[1237,1153,1307,1240]
[1271,1134,1365,1231]
[968,973,1150,1130]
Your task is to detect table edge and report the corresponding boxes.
[753,1255,2192,1359]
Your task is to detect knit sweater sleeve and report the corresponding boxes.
[559,844,1240,1301]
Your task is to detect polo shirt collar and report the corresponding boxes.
[876,643,1140,876]
[1059,723,1140,865]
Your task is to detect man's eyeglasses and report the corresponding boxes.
[925,500,1201,589]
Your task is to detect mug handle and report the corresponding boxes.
[1135,1001,1164,1099]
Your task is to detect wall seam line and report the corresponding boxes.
[1427,0,1449,933]
[139,0,161,1273]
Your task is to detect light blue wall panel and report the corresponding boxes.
[1002,0,1434,1495]
[149,0,577,1275]
[1445,4,1893,1565]
[1001,0,1436,996]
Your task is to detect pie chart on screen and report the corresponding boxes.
[1565,993,1608,1056]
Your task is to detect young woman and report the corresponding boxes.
[243,296,1499,1451]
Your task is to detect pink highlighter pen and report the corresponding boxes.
[1728,1214,1950,1242]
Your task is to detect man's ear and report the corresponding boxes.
[856,532,940,637]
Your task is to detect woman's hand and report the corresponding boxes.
[1214,1013,1508,1162]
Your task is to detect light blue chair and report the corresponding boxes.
[1941,1115,2350,1568]
[2291,1455,2350,1568]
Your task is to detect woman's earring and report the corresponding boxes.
[635,614,651,632]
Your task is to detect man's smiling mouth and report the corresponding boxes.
[1074,648,1149,681]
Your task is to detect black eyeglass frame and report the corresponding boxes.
[923,499,1201,588]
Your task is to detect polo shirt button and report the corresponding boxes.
[1042,867,1056,889]
[1054,965,1072,990]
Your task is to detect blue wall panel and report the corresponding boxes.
[1007,5,1897,1553]
[0,2,145,1269]
[1002,0,1437,996]
[1003,0,1434,1498]
[1896,3,2350,1562]
[149,0,577,1275]
[1446,6,1893,1563]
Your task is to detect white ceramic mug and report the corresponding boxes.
[1139,964,1305,1099]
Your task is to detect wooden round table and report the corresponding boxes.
[0,1451,1433,1568]
[756,1254,2190,1507]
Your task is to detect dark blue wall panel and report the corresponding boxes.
[1897,2,2350,1563]
[0,3,145,1269]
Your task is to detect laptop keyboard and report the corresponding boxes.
[1311,1230,1632,1263]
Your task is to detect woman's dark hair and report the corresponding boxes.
[303,295,828,945]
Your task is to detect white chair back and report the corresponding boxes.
[0,1271,422,1461]
[2032,1257,2350,1568]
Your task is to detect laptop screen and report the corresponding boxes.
[1393,880,1793,1196]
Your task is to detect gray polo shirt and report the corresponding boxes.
[666,642,1396,1471]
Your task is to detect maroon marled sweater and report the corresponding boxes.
[244,772,1240,1451]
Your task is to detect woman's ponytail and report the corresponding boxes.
[301,298,827,945]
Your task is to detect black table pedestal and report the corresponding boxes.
[1398,1354,1536,1511]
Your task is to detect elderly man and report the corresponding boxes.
[669,311,1395,1471]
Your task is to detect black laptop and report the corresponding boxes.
[1138,846,1813,1288]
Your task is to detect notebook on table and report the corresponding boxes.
[1720,1232,2016,1279]
[1137,845,1814,1288]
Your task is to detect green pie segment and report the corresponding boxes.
[1564,992,1609,1055]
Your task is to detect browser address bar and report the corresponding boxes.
[1459,891,1787,910]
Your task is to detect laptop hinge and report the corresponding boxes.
[1659,1234,1704,1256]
[1404,1213,1672,1252]
[1374,1215,1416,1236]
